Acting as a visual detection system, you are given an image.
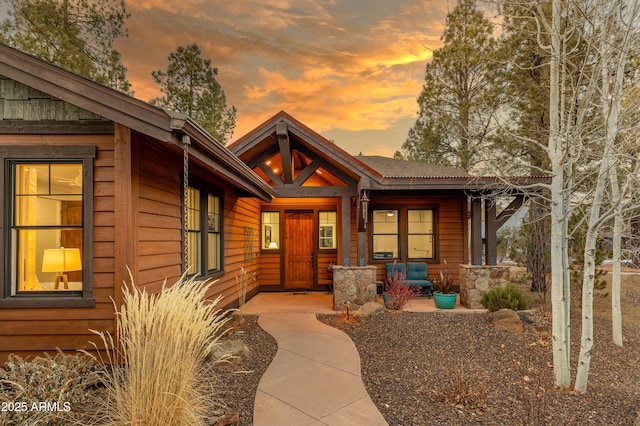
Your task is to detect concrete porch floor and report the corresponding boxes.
[241,291,484,315]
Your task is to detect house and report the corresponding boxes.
[0,45,528,362]
[229,111,526,288]
[0,44,273,361]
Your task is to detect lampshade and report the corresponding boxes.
[42,247,82,272]
[268,241,279,249]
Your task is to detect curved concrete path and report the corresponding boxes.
[254,313,388,426]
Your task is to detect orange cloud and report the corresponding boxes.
[118,0,451,154]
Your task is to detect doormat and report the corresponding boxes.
[288,291,311,295]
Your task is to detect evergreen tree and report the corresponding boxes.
[0,0,132,94]
[150,44,236,144]
[403,0,498,172]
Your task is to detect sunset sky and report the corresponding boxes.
[115,1,454,156]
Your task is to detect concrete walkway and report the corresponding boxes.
[254,313,388,426]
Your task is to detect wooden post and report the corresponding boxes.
[471,197,483,265]
[485,200,497,265]
[341,195,351,266]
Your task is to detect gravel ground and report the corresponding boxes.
[214,279,640,426]
[210,315,277,426]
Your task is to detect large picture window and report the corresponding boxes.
[1,145,95,308]
[186,186,222,276]
[12,163,83,292]
[371,208,436,261]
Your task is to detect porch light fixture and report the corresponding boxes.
[42,247,82,290]
[360,190,370,223]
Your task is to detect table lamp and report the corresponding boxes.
[42,247,82,289]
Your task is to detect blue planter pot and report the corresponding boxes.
[433,291,457,309]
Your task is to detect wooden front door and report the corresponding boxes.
[285,211,314,289]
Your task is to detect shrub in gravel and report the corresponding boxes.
[384,265,421,310]
[0,350,100,425]
[481,284,529,312]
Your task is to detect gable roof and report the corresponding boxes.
[0,44,274,201]
[230,110,380,184]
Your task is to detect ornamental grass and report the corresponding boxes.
[89,272,232,426]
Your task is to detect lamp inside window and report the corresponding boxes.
[42,247,82,290]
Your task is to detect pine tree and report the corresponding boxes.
[150,44,236,144]
[0,0,132,94]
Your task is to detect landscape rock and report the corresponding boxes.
[357,301,384,318]
[488,308,523,333]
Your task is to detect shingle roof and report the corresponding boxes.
[356,156,470,179]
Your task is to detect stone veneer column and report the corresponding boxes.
[459,265,510,309]
[332,265,377,311]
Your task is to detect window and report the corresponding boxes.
[319,211,337,249]
[371,208,436,261]
[186,186,222,276]
[261,212,280,250]
[1,146,95,308]
[408,210,434,259]
[372,210,398,259]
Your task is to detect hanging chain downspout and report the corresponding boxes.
[182,134,191,272]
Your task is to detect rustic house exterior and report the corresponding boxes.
[0,45,525,361]
[0,45,274,361]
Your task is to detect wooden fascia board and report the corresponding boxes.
[229,124,277,157]
[0,49,172,142]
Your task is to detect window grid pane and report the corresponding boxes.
[319,211,336,249]
[372,210,398,259]
[207,195,221,272]
[261,212,280,249]
[408,209,435,259]
[12,162,84,292]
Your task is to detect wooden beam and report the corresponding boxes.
[485,201,497,265]
[496,194,525,230]
[292,161,320,186]
[246,144,281,169]
[294,143,358,186]
[258,163,284,186]
[471,197,483,265]
[276,122,293,184]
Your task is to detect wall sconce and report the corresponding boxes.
[359,190,369,223]
[268,241,279,249]
[42,247,82,289]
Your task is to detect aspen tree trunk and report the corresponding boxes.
[610,200,623,347]
[548,0,572,388]
[575,0,632,391]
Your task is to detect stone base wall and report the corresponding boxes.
[459,265,510,309]
[332,266,377,311]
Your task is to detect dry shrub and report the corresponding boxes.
[89,273,233,426]
[0,350,100,425]
[437,360,485,411]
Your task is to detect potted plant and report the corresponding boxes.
[432,260,457,309]
[383,262,421,310]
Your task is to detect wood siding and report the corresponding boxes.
[0,134,116,362]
